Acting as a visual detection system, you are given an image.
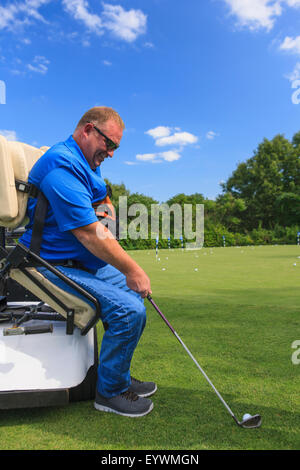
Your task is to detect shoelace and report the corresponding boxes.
[121,390,138,402]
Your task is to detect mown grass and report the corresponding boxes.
[1,245,299,450]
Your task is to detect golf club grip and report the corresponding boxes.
[24,324,53,335]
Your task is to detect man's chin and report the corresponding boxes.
[93,153,106,168]
[92,159,103,169]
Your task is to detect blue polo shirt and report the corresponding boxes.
[20,135,108,270]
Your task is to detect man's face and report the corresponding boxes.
[84,119,123,170]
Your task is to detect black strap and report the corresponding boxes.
[14,179,46,256]
[29,191,48,256]
[106,184,112,199]
[0,227,5,250]
[15,180,39,198]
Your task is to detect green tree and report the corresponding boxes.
[274,192,300,226]
[214,193,247,231]
[165,193,206,240]
[222,133,300,229]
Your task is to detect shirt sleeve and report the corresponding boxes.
[40,167,98,232]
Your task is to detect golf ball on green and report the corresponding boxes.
[243,413,251,420]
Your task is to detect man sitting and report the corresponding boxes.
[20,106,156,417]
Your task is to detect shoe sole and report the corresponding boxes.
[94,401,154,418]
[135,384,158,398]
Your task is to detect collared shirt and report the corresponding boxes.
[20,135,108,270]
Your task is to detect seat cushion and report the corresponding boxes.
[0,135,48,228]
[10,267,96,331]
[0,136,18,223]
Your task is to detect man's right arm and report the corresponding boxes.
[39,168,151,297]
[71,221,152,298]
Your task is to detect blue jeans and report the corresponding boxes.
[38,264,146,397]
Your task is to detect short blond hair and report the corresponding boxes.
[76,106,125,130]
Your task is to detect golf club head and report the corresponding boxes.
[240,414,262,429]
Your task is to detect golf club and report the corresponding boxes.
[147,294,262,429]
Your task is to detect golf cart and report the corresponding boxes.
[0,135,101,409]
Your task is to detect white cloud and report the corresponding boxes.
[0,0,49,31]
[136,153,157,161]
[145,126,172,139]
[159,150,181,162]
[144,41,154,48]
[27,55,50,74]
[223,0,300,31]
[62,2,147,42]
[143,125,198,163]
[206,131,219,140]
[146,126,198,147]
[0,129,18,141]
[0,1,147,43]
[285,0,300,6]
[155,131,198,147]
[102,60,112,66]
[20,0,50,21]
[280,35,300,54]
[136,150,181,163]
[223,0,282,31]
[0,4,18,30]
[101,3,147,43]
[62,0,103,33]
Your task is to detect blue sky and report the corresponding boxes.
[1,0,300,202]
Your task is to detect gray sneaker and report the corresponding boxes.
[128,376,157,398]
[94,390,153,417]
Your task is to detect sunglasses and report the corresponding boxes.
[89,122,119,151]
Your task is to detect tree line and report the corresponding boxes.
[105,131,300,249]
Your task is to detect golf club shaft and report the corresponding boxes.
[147,295,236,420]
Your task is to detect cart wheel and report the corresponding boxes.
[69,326,98,402]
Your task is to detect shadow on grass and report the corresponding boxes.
[0,385,297,450]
